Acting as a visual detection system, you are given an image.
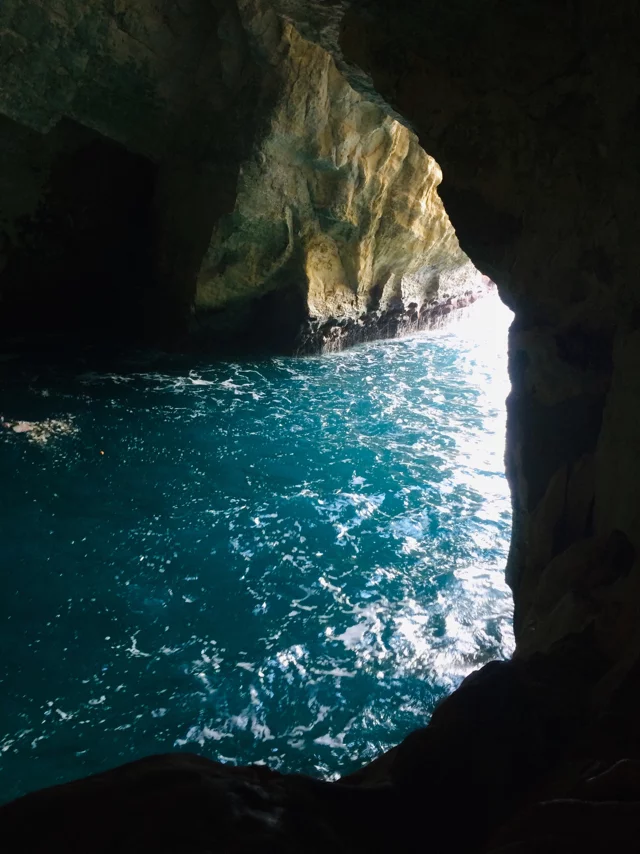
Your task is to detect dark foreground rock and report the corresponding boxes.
[2,643,638,853]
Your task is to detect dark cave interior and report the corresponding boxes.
[0,117,157,351]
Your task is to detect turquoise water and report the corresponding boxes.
[0,292,513,804]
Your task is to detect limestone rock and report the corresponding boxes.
[0,650,623,853]
[192,12,480,346]
[5,1,640,850]
[0,0,477,352]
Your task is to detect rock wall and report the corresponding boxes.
[0,0,268,347]
[334,0,640,672]
[193,12,480,348]
[0,0,477,352]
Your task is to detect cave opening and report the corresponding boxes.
[0,117,157,352]
[1,0,639,848]
[0,285,513,801]
[0,11,520,810]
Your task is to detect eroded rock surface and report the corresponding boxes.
[336,3,640,844]
[0,0,264,346]
[4,640,636,853]
[0,0,477,352]
[194,10,481,348]
[332,0,640,678]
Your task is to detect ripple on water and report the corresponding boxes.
[0,292,514,802]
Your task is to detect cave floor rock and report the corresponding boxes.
[2,647,639,853]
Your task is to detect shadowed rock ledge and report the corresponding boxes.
[2,642,637,853]
[334,0,640,649]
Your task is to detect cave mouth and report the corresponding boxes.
[0,291,513,802]
[0,118,157,353]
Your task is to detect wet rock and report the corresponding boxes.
[297,278,491,353]
[4,1,640,851]
[485,760,640,854]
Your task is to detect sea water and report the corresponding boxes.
[0,291,513,803]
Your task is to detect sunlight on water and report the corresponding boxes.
[0,291,514,802]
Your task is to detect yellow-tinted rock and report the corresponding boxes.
[195,20,478,332]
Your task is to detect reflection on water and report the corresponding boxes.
[0,291,513,802]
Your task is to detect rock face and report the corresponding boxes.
[336,1,640,843]
[194,12,481,348]
[333,0,640,669]
[0,0,477,352]
[0,0,267,346]
[1,649,634,853]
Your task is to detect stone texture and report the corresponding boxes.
[0,0,477,352]
[485,760,640,854]
[0,753,353,853]
[0,0,265,346]
[0,652,613,853]
[193,14,480,346]
[328,0,640,667]
[3,641,635,852]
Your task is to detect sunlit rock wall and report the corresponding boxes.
[0,0,477,351]
[194,11,480,345]
[4,2,640,850]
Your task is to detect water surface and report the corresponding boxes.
[0,292,513,803]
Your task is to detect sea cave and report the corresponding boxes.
[1,1,639,852]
